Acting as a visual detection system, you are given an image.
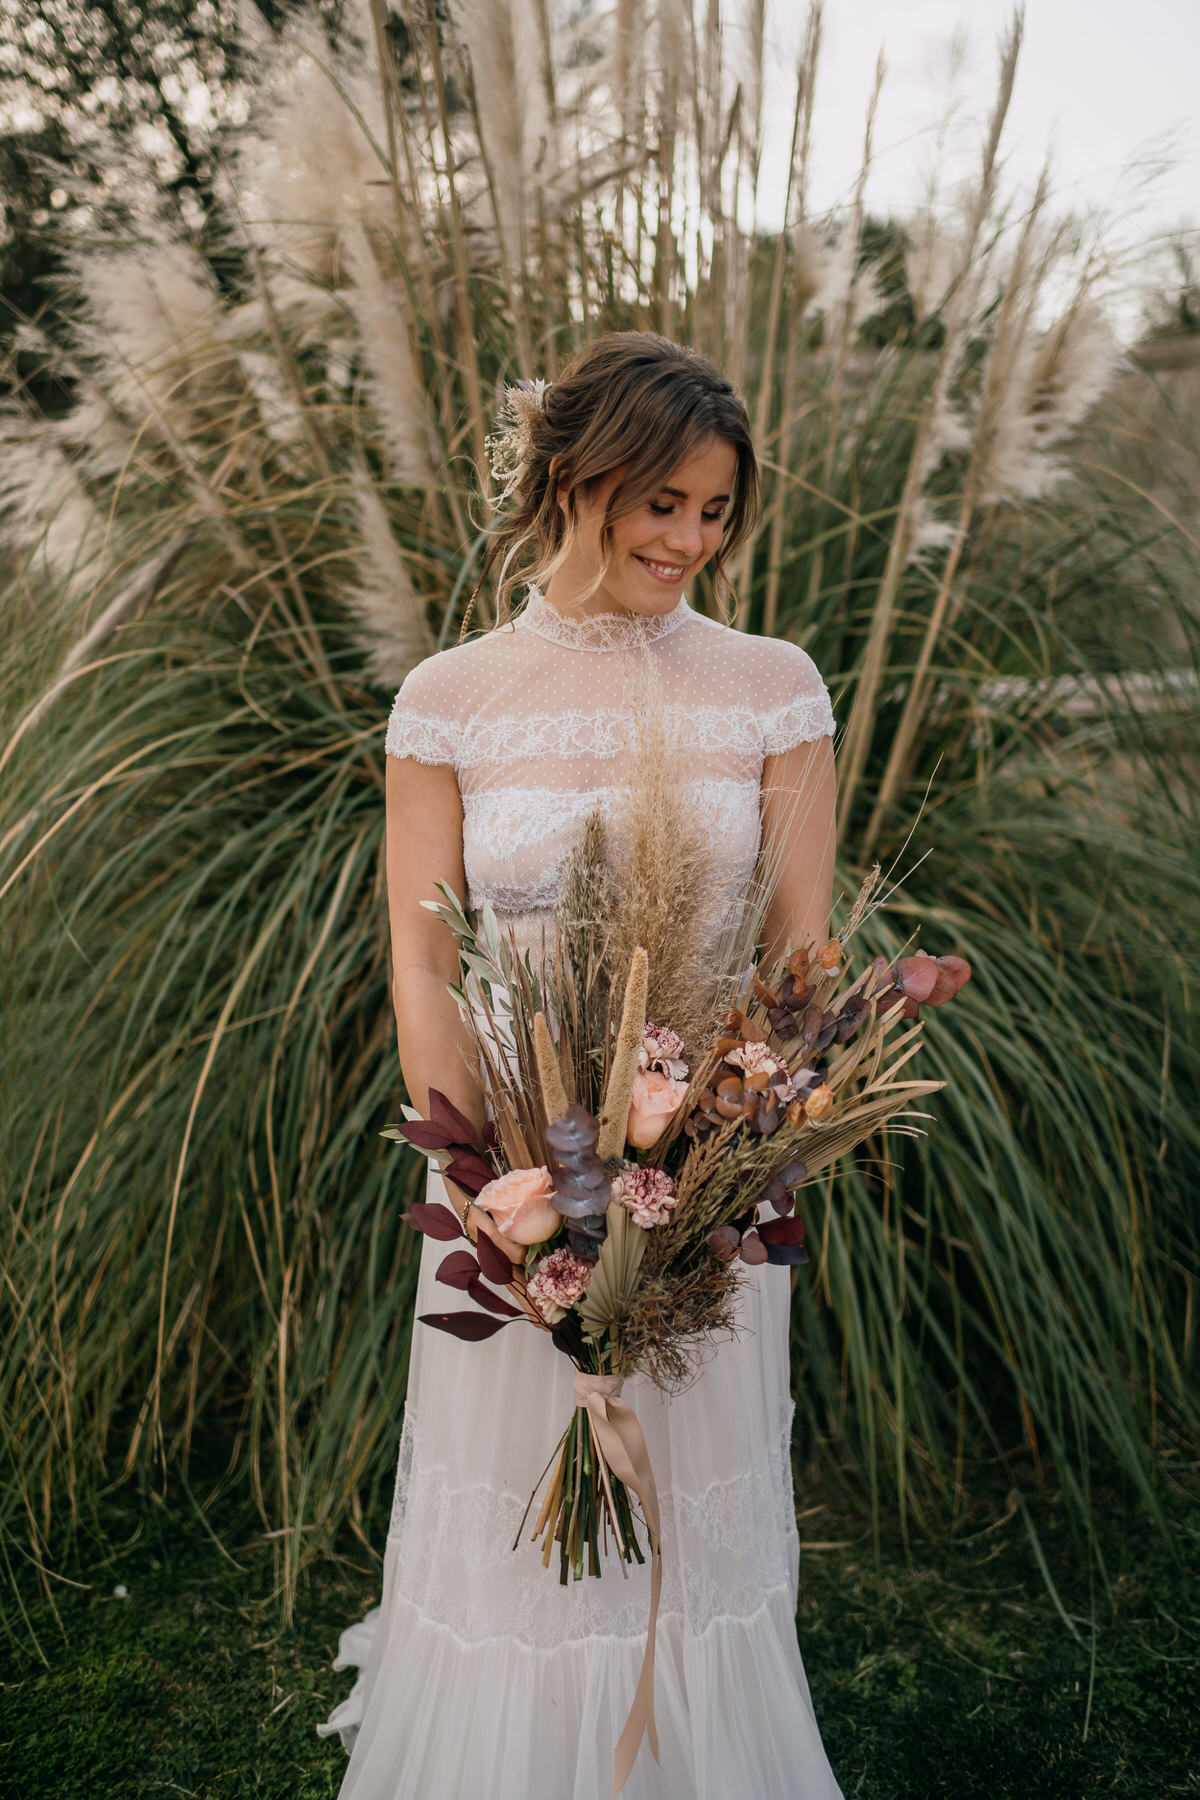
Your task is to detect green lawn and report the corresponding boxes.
[2,1477,1197,1798]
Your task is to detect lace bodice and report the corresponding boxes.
[385,586,836,956]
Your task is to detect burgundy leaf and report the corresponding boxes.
[760,1172,790,1213]
[436,1249,481,1291]
[834,997,870,1042]
[739,1230,768,1266]
[938,954,972,993]
[895,953,940,1003]
[444,1150,496,1196]
[418,1310,511,1341]
[706,1225,741,1262]
[763,1240,810,1266]
[482,1120,500,1151]
[466,1276,524,1318]
[428,1088,482,1143]
[403,1202,465,1241]
[925,955,972,1005]
[799,1003,825,1051]
[475,1232,515,1286]
[926,964,961,1006]
[394,1118,459,1151]
[758,1214,807,1247]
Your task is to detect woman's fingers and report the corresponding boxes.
[471,1211,527,1267]
[443,1175,526,1266]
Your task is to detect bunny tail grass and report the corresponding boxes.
[596,947,648,1162]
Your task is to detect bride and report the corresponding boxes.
[319,331,845,1799]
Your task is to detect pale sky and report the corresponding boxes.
[756,0,1199,306]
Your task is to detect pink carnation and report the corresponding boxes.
[638,1021,688,1080]
[526,1248,594,1323]
[613,1163,678,1229]
[724,1041,787,1079]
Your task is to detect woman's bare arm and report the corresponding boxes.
[757,734,838,971]
[385,755,522,1256]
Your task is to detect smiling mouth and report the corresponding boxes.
[636,556,688,581]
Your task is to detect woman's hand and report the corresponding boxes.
[444,1176,526,1266]
[470,1209,528,1270]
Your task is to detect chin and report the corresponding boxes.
[621,564,691,610]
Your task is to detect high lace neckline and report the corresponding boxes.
[514,584,691,652]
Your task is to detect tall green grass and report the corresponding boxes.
[0,1,1197,1614]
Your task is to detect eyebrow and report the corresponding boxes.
[658,486,730,502]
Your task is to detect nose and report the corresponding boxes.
[662,510,704,557]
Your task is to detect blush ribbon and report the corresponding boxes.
[573,1369,663,1800]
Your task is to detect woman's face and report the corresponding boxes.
[550,435,739,618]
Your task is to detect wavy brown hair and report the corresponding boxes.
[468,332,760,632]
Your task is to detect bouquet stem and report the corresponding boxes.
[525,1403,645,1583]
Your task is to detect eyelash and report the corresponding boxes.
[649,503,726,521]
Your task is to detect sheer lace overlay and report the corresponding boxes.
[384,587,836,959]
[321,589,844,1800]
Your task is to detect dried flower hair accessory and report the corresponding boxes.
[486,377,551,502]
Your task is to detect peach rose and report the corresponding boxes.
[475,1165,560,1245]
[625,1069,689,1150]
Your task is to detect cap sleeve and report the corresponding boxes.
[760,640,836,756]
[384,652,462,768]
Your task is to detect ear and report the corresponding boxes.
[550,454,569,514]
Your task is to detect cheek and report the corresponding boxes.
[612,517,654,557]
[699,520,726,561]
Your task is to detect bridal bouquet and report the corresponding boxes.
[388,874,969,1570]
[383,680,970,1787]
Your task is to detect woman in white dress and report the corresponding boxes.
[319,332,845,1800]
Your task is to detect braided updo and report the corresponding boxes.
[470,331,760,632]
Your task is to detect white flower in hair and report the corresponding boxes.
[486,377,550,502]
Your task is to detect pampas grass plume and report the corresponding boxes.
[344,467,433,685]
[0,411,108,585]
[341,224,438,485]
[604,656,734,1047]
[231,17,390,281]
[451,0,527,261]
[71,239,235,436]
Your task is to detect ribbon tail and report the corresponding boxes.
[610,1527,662,1797]
[580,1391,663,1799]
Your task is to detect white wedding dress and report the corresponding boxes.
[318,587,844,1800]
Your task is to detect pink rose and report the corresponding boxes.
[474,1165,560,1245]
[625,1069,689,1150]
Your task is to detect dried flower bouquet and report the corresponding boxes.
[387,860,970,1565]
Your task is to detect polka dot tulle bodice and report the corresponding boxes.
[385,587,836,955]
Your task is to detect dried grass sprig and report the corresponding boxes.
[533,1011,571,1122]
[603,655,739,1048]
[554,808,614,1108]
[611,1259,743,1392]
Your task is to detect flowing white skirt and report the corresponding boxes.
[318,1163,843,1800]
